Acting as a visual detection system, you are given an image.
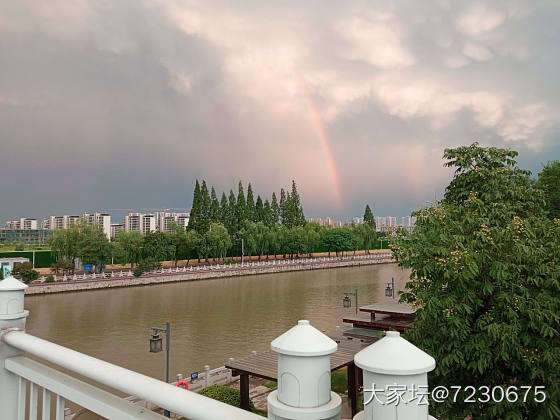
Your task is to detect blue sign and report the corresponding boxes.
[190,372,198,382]
[83,264,93,271]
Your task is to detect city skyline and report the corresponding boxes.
[1,1,559,221]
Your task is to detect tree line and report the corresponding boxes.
[47,180,383,273]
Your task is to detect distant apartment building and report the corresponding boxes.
[401,216,417,233]
[352,217,364,225]
[125,213,157,234]
[307,217,346,227]
[155,212,190,233]
[83,213,111,240]
[4,218,38,230]
[375,216,397,232]
[110,224,124,239]
[43,215,80,230]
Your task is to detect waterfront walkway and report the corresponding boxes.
[26,252,394,295]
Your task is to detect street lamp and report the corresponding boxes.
[149,321,171,418]
[385,277,395,299]
[343,288,359,314]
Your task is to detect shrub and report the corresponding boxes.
[199,385,255,411]
[133,267,143,277]
[20,269,39,284]
[14,242,25,251]
[331,369,348,393]
[45,275,55,283]
[138,257,162,273]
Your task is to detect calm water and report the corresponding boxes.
[25,264,409,382]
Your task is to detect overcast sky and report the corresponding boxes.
[1,0,559,222]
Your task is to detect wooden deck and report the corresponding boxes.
[359,303,415,320]
[342,313,415,332]
[225,336,370,417]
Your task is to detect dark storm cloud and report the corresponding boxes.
[1,0,559,222]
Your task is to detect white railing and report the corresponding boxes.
[0,330,262,420]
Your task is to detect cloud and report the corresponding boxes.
[456,3,506,37]
[0,0,559,221]
[463,42,494,61]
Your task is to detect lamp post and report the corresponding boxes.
[385,277,395,299]
[149,321,171,418]
[343,288,359,314]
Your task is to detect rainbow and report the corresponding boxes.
[303,91,343,208]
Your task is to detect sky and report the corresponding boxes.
[1,0,559,223]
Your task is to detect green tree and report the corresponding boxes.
[114,230,144,268]
[279,189,287,226]
[303,223,321,257]
[227,190,237,234]
[205,223,232,263]
[198,180,211,233]
[322,227,355,257]
[363,204,375,230]
[263,199,273,227]
[210,187,220,223]
[271,192,280,225]
[76,222,112,272]
[255,195,264,223]
[254,222,269,260]
[391,143,559,420]
[236,181,247,230]
[142,231,172,262]
[246,183,256,222]
[219,192,228,225]
[188,180,201,232]
[535,160,560,220]
[353,223,377,254]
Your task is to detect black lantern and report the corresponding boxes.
[385,284,393,297]
[150,332,163,353]
[343,295,351,308]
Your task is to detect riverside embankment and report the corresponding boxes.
[26,252,393,295]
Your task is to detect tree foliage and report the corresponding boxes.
[535,160,560,220]
[391,143,560,420]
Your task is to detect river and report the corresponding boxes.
[25,263,409,383]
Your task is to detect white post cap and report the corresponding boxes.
[0,275,28,291]
[271,320,337,357]
[354,331,435,375]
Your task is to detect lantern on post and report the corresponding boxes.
[385,277,395,299]
[343,289,359,314]
[149,332,163,353]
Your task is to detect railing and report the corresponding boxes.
[35,252,394,283]
[0,330,263,420]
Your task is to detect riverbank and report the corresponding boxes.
[25,252,393,295]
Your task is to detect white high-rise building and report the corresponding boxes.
[401,216,417,233]
[83,213,111,240]
[44,215,80,230]
[156,212,190,233]
[4,218,38,230]
[125,213,157,235]
[375,216,397,232]
[110,224,124,239]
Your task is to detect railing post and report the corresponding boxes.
[353,331,436,420]
[268,320,341,420]
[0,273,30,419]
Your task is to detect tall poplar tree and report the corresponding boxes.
[279,188,286,226]
[264,199,273,226]
[189,180,201,232]
[290,180,305,226]
[227,190,237,234]
[236,181,247,229]
[363,204,375,229]
[199,180,211,233]
[271,192,280,225]
[219,192,228,224]
[210,187,220,223]
[246,183,255,222]
[255,195,264,223]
